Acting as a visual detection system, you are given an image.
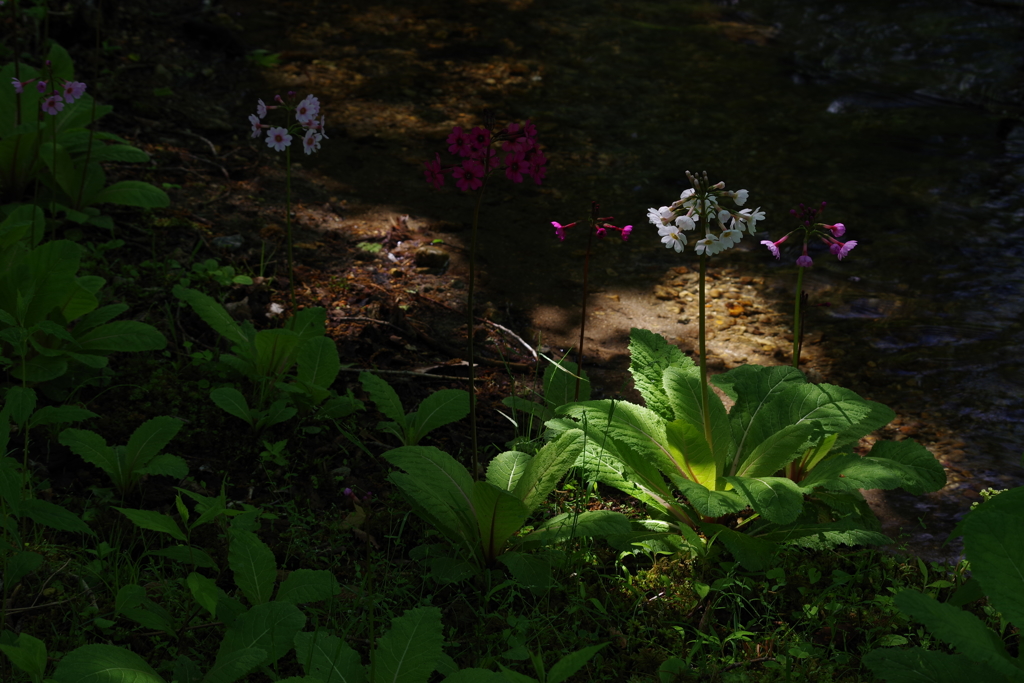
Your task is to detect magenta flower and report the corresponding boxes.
[11,77,23,94]
[447,126,472,157]
[35,80,47,94]
[527,149,547,184]
[466,126,491,156]
[504,152,530,183]
[41,95,64,115]
[621,225,633,241]
[265,126,292,152]
[823,222,846,237]
[60,80,87,104]
[829,239,857,260]
[302,128,323,155]
[796,252,813,268]
[249,114,263,138]
[424,153,445,189]
[453,159,485,191]
[761,234,789,259]
[552,221,573,241]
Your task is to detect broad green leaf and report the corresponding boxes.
[373,606,442,683]
[661,419,717,489]
[408,389,470,444]
[27,404,97,429]
[52,644,166,683]
[867,439,946,494]
[259,399,297,429]
[799,454,906,493]
[713,364,805,452]
[543,359,591,406]
[5,385,36,426]
[895,589,1022,680]
[676,479,746,518]
[701,523,777,571]
[473,481,529,563]
[513,429,585,511]
[210,387,253,425]
[114,584,146,615]
[228,528,277,606]
[276,569,341,604]
[123,416,183,473]
[75,320,167,352]
[187,572,223,617]
[171,656,203,683]
[627,327,694,421]
[56,279,100,322]
[88,144,151,164]
[360,372,407,424]
[296,335,341,390]
[72,303,129,334]
[138,453,188,479]
[253,328,301,380]
[547,643,610,683]
[498,551,553,592]
[963,486,1024,630]
[734,422,817,478]
[115,507,186,542]
[761,520,891,550]
[663,365,732,466]
[173,285,252,349]
[2,550,43,587]
[294,630,365,683]
[521,510,630,548]
[93,180,170,208]
[863,646,1001,683]
[440,669,508,683]
[722,476,804,525]
[200,647,267,683]
[287,305,327,341]
[0,632,47,682]
[216,601,306,672]
[147,545,217,569]
[486,451,532,492]
[22,499,94,535]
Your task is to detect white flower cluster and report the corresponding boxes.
[648,172,764,256]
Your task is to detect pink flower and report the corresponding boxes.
[424,153,445,189]
[796,252,813,268]
[249,113,263,138]
[60,80,86,104]
[257,98,268,118]
[316,115,328,139]
[552,221,574,241]
[265,126,292,152]
[446,126,472,157]
[830,239,857,260]
[41,95,64,115]
[302,128,323,155]
[452,159,485,191]
[595,225,607,238]
[760,234,789,259]
[823,222,845,237]
[522,120,538,138]
[621,225,633,241]
[295,94,320,124]
[11,77,23,94]
[466,126,491,156]
[527,149,547,185]
[504,152,530,183]
[35,80,47,93]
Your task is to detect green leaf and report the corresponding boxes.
[228,528,277,605]
[4,385,36,427]
[894,590,1022,680]
[171,656,203,683]
[628,327,694,421]
[722,476,804,524]
[259,399,297,429]
[661,419,717,489]
[867,439,946,494]
[137,453,188,479]
[294,630,365,683]
[800,454,906,493]
[27,404,97,429]
[734,422,817,479]
[963,486,1024,629]
[701,523,778,571]
[663,365,732,466]
[123,416,183,473]
[115,507,186,542]
[211,387,254,425]
[88,144,151,164]
[173,285,253,349]
[2,550,44,587]
[296,335,341,391]
[75,320,167,352]
[546,643,609,683]
[473,481,530,563]
[373,606,442,683]
[276,569,341,604]
[200,647,267,683]
[93,180,170,208]
[187,572,223,617]
[486,451,532,492]
[863,646,1001,683]
[215,601,306,673]
[147,545,217,569]
[21,499,94,535]
[114,584,146,615]
[498,551,553,592]
[360,372,407,424]
[522,510,631,548]
[0,632,47,683]
[52,644,165,683]
[543,359,591,406]
[407,389,470,444]
[253,328,302,380]
[440,669,508,683]
[513,429,585,511]
[675,479,747,517]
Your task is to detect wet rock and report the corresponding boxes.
[414,245,449,270]
[212,234,244,250]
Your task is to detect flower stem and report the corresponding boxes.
[698,253,713,451]
[792,266,805,368]
[466,169,489,481]
[285,146,296,317]
[575,210,596,401]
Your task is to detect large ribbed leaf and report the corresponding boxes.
[373,606,442,683]
[964,486,1024,633]
[627,327,695,421]
[663,365,732,467]
[513,429,585,511]
[473,481,529,563]
[486,451,532,492]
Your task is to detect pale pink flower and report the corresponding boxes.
[11,77,23,94]
[249,114,263,138]
[316,115,328,139]
[796,252,813,268]
[265,126,292,152]
[257,98,268,118]
[761,234,789,259]
[302,128,322,155]
[823,222,846,237]
[830,239,857,260]
[41,95,64,115]
[60,80,86,104]
[424,153,445,189]
[295,95,320,124]
[552,221,574,241]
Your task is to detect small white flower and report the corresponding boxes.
[675,215,696,231]
[739,206,765,233]
[733,189,749,206]
[647,206,674,226]
[694,233,719,256]
[716,209,733,227]
[719,228,743,249]
[659,224,686,252]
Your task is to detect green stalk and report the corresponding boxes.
[697,252,713,452]
[285,145,296,317]
[792,265,805,368]
[466,165,489,481]
[574,215,595,402]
